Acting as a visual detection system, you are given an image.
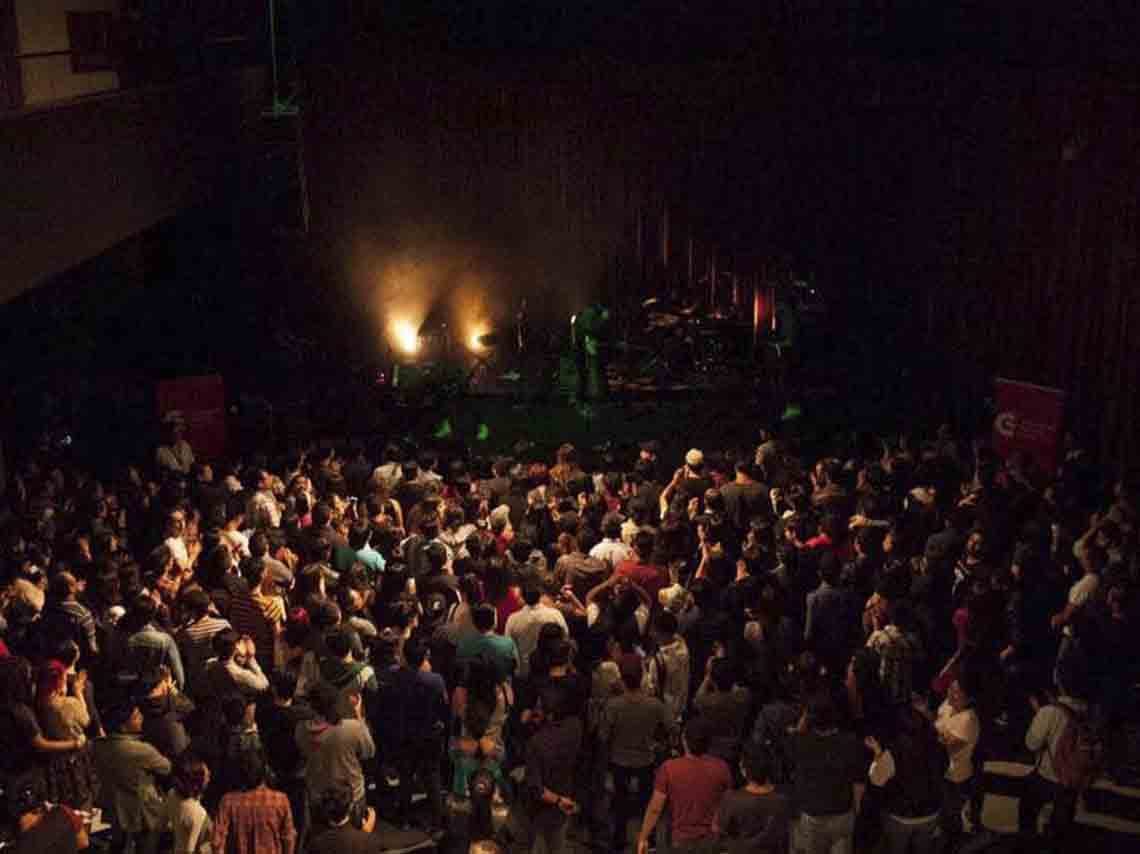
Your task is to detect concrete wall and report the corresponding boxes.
[15,0,119,105]
[0,66,266,301]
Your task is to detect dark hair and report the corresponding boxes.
[316,784,354,825]
[46,571,76,601]
[223,693,253,728]
[538,681,568,722]
[654,610,679,636]
[818,551,841,586]
[632,530,654,560]
[213,630,239,661]
[684,717,713,755]
[172,754,211,799]
[424,542,448,575]
[348,521,372,551]
[105,702,139,732]
[602,515,622,540]
[473,603,497,633]
[404,637,430,670]
[245,558,266,588]
[326,627,354,659]
[249,531,270,559]
[271,669,298,701]
[236,750,266,790]
[522,583,542,606]
[0,656,35,706]
[619,656,644,691]
[312,502,333,529]
[548,639,573,668]
[806,691,839,731]
[309,682,341,722]
[710,657,736,692]
[182,587,212,620]
[53,639,81,669]
[741,743,773,784]
[849,648,881,698]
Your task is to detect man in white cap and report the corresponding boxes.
[660,449,715,514]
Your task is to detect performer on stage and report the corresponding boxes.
[571,302,609,402]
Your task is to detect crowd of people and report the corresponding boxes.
[0,412,1137,854]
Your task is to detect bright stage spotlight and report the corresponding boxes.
[392,318,421,355]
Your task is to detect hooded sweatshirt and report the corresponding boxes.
[318,657,378,722]
[295,717,375,804]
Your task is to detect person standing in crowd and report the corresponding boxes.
[202,631,270,699]
[518,682,583,854]
[715,743,792,854]
[784,692,866,854]
[165,753,213,854]
[37,659,99,809]
[2,399,1139,854]
[931,673,981,852]
[1019,657,1093,847]
[212,751,296,854]
[505,580,568,681]
[177,587,232,697]
[297,682,375,816]
[866,704,947,854]
[601,656,670,852]
[636,717,732,854]
[92,701,173,854]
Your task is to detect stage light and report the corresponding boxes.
[466,323,494,352]
[392,318,420,355]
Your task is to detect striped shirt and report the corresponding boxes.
[177,615,232,697]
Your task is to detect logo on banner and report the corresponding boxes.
[992,378,1064,474]
[994,411,1019,439]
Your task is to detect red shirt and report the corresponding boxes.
[654,754,732,843]
[615,559,669,602]
[495,588,524,635]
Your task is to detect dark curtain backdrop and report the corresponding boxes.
[844,60,1140,469]
[307,51,1139,467]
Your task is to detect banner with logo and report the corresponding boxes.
[992,377,1065,475]
[157,375,227,460]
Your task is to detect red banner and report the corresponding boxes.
[157,375,227,460]
[992,377,1065,475]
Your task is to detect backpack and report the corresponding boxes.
[1051,703,1105,790]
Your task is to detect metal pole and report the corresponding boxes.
[687,235,694,293]
[710,253,715,309]
[268,0,279,108]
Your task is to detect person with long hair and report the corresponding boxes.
[0,657,88,815]
[165,754,212,854]
[37,659,99,809]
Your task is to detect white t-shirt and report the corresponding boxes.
[165,790,211,854]
[935,702,980,783]
[504,603,569,678]
[165,536,190,568]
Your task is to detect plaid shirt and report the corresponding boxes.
[212,786,295,854]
